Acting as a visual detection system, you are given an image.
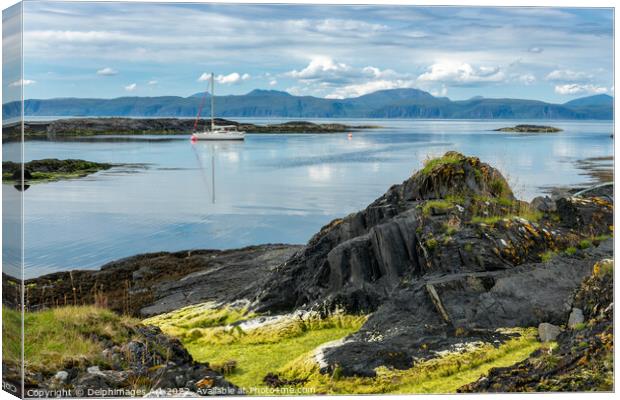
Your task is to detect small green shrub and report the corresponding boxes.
[564,247,578,256]
[443,223,458,236]
[572,322,587,331]
[578,240,592,250]
[471,215,504,225]
[540,251,556,263]
[422,200,454,216]
[426,238,438,251]
[490,178,507,196]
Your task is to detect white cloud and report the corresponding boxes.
[313,19,388,34]
[8,79,36,87]
[148,80,158,85]
[97,67,118,76]
[325,79,416,99]
[269,79,278,86]
[417,62,505,85]
[198,72,250,84]
[284,57,449,98]
[545,69,592,82]
[287,56,353,82]
[554,84,607,95]
[124,83,137,92]
[527,46,543,53]
[286,57,414,97]
[26,30,139,43]
[197,73,211,82]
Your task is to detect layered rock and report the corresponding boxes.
[459,259,613,392]
[251,151,613,376]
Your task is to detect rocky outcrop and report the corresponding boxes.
[459,259,613,392]
[19,244,301,317]
[2,159,113,182]
[494,125,562,133]
[251,151,613,376]
[18,324,239,396]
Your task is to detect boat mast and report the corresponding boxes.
[211,72,215,131]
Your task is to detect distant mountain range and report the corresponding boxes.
[2,89,614,120]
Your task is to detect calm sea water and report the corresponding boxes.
[3,119,613,278]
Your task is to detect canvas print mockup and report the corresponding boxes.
[1,1,614,397]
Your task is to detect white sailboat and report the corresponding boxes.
[192,72,245,141]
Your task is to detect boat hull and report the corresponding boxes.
[192,132,245,141]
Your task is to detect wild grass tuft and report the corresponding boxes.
[9,306,139,372]
[564,247,578,256]
[578,240,592,250]
[540,251,557,263]
[422,200,454,216]
[421,153,464,175]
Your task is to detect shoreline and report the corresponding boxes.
[2,117,380,142]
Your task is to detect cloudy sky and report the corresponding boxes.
[8,2,615,102]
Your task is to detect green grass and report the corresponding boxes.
[489,178,509,197]
[276,328,540,394]
[540,251,557,263]
[443,224,458,236]
[143,303,255,337]
[572,322,587,331]
[5,306,139,372]
[471,208,542,226]
[565,247,578,256]
[592,234,612,243]
[188,327,357,390]
[2,307,22,364]
[470,215,506,225]
[10,302,544,395]
[421,200,454,216]
[145,304,366,390]
[421,153,464,175]
[578,240,592,250]
[424,237,439,251]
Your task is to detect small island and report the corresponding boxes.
[2,158,113,182]
[2,118,379,141]
[494,124,563,133]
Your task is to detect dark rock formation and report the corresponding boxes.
[251,151,613,376]
[494,125,562,133]
[2,159,112,182]
[18,244,301,317]
[459,258,613,392]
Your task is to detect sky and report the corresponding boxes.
[4,1,615,102]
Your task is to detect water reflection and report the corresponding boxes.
[190,140,245,204]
